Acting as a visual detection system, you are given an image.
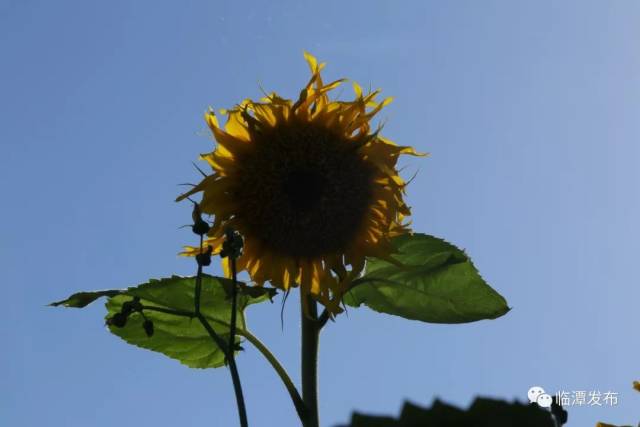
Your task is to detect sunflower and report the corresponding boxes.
[177,52,421,314]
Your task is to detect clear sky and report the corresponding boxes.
[2,1,639,426]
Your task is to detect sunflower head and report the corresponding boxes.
[178,52,422,314]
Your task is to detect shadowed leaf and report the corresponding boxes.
[337,398,558,427]
[53,275,275,368]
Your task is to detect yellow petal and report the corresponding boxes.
[224,110,251,141]
[352,81,363,98]
[303,51,318,73]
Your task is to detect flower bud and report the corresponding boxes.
[196,245,214,266]
[192,220,210,236]
[108,312,127,328]
[143,319,154,337]
[191,202,210,236]
[221,228,244,259]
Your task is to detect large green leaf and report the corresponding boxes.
[343,233,509,324]
[53,275,275,368]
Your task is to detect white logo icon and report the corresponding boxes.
[528,386,553,408]
[536,393,553,408]
[528,386,545,404]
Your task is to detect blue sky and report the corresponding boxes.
[2,1,639,426]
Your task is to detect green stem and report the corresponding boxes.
[301,293,320,427]
[194,235,248,427]
[194,235,203,313]
[228,256,239,361]
[141,305,306,425]
[317,309,330,329]
[196,313,248,427]
[240,328,308,422]
[225,254,246,427]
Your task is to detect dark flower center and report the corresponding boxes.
[283,170,325,211]
[233,122,374,258]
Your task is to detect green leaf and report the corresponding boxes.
[343,233,509,324]
[49,290,122,308]
[53,275,274,368]
[339,398,558,427]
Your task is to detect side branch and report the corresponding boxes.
[140,305,305,424]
